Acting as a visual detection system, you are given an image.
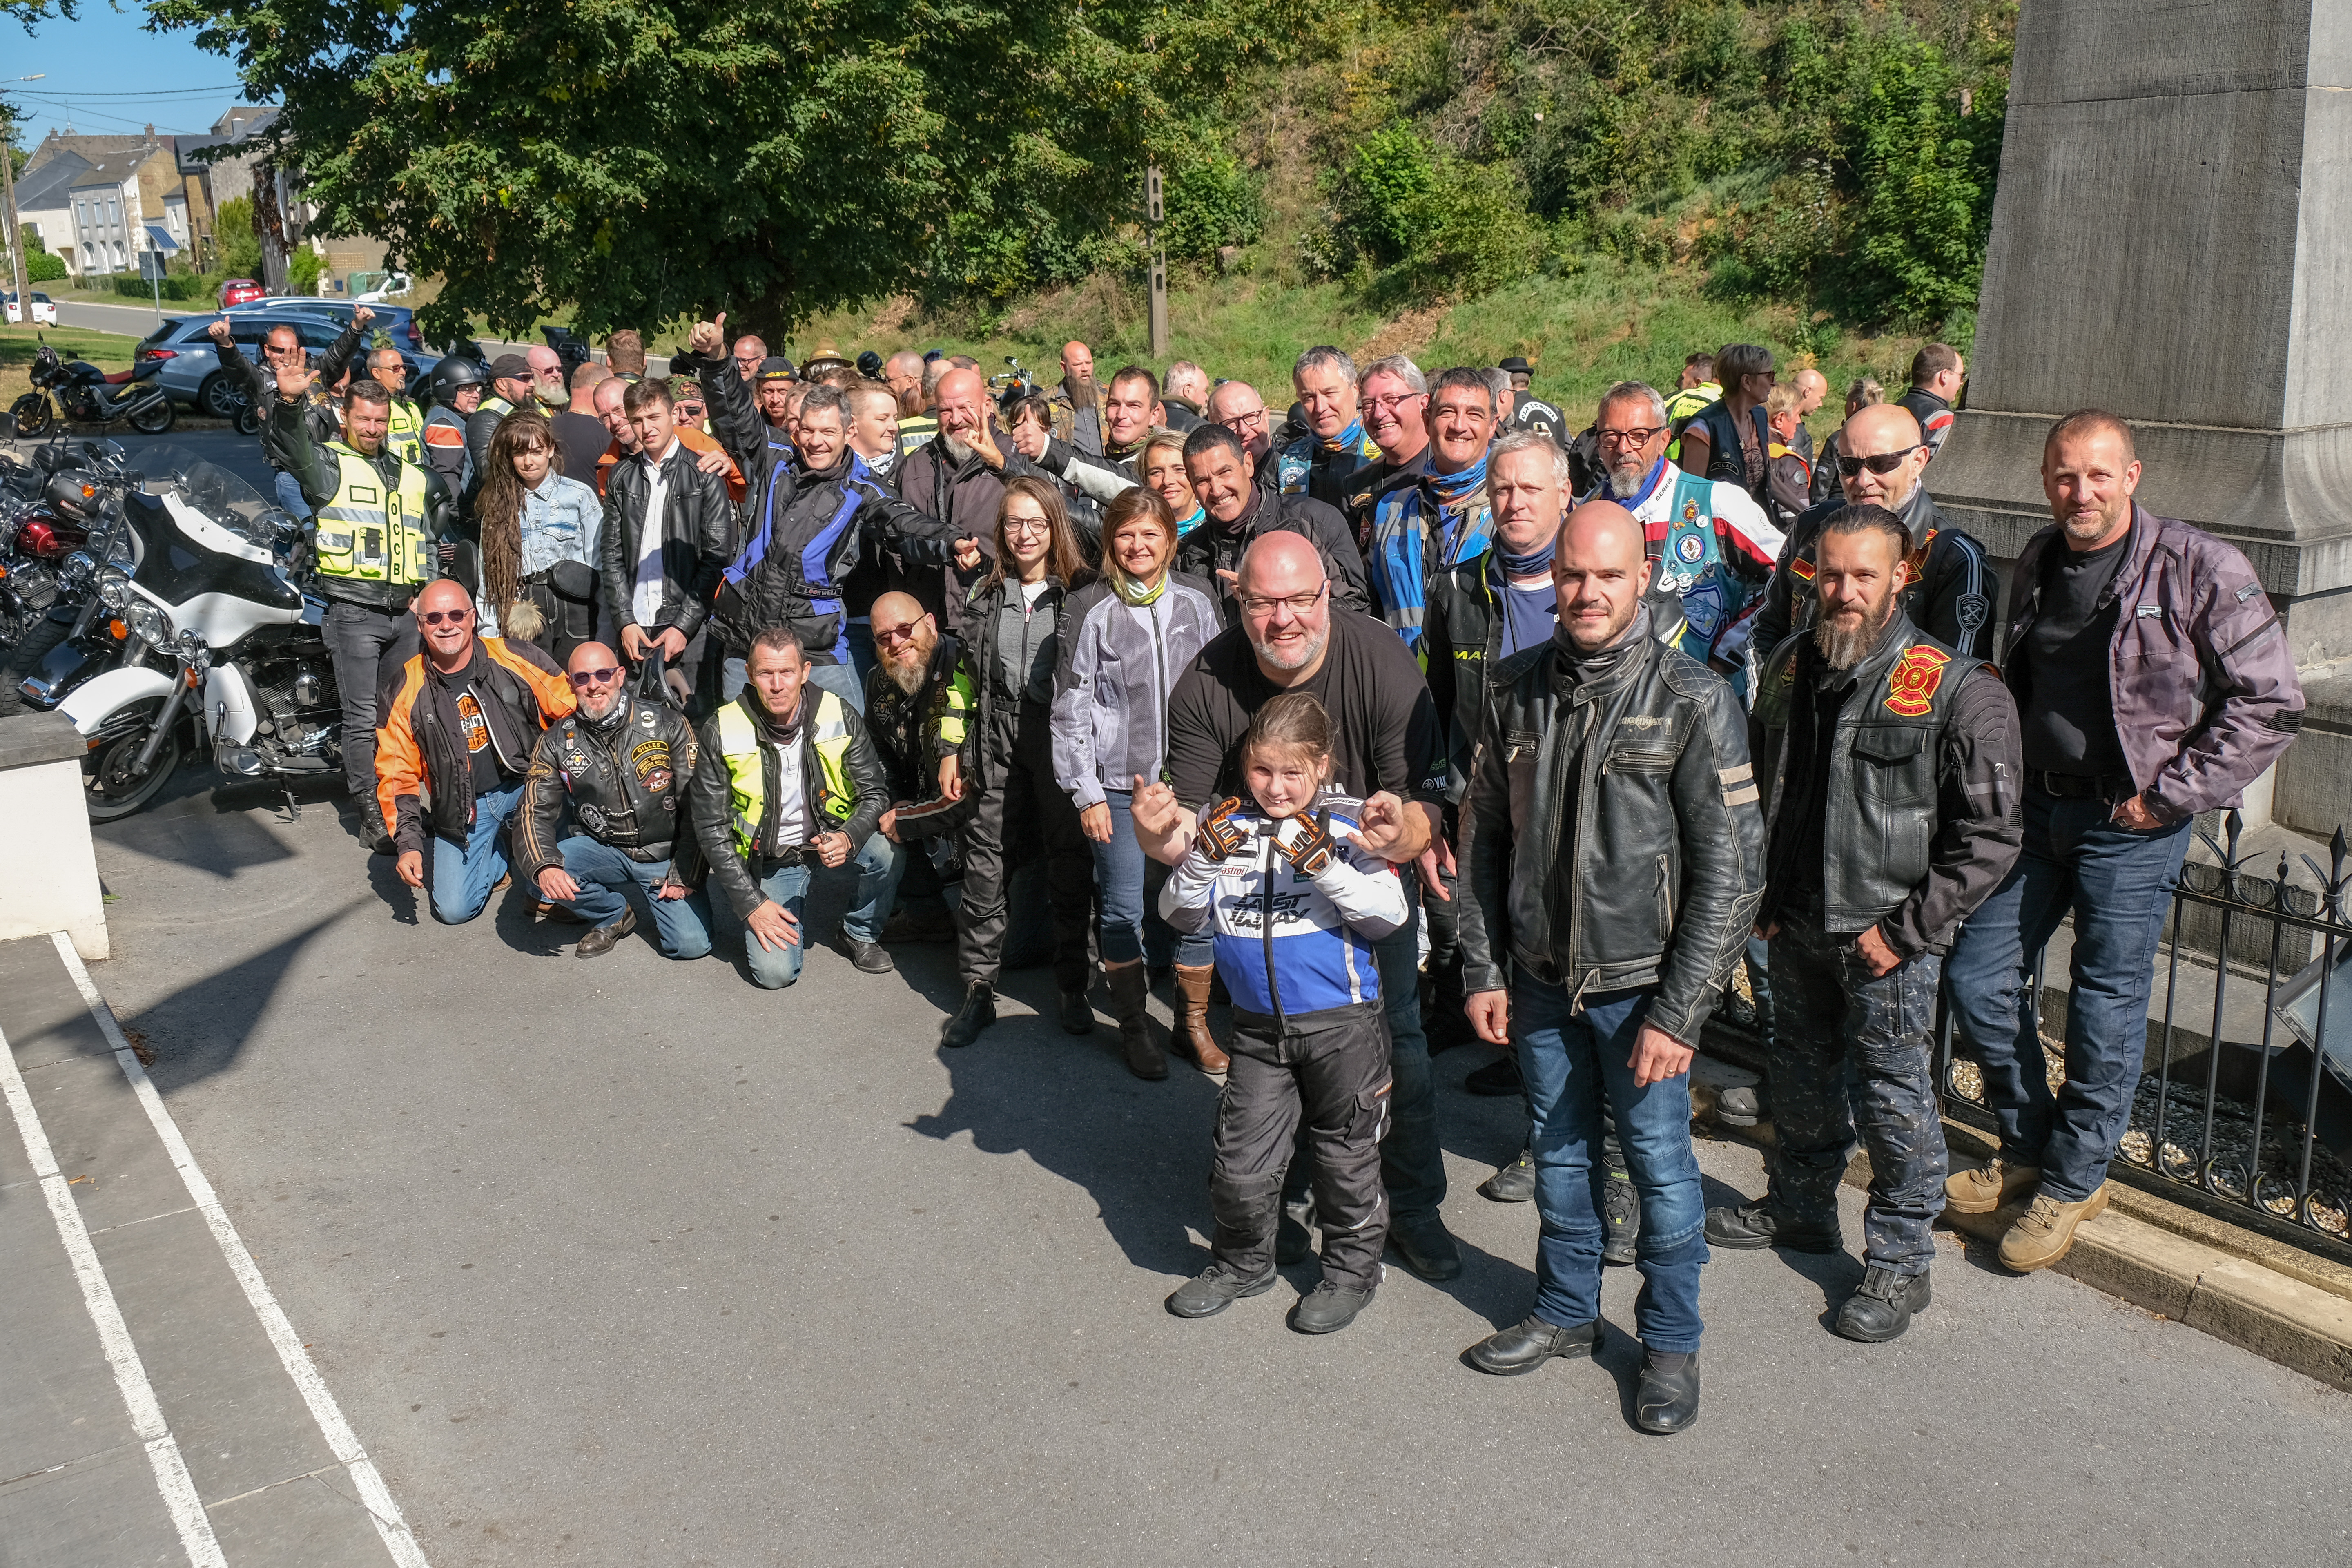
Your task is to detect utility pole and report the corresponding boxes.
[1,78,42,333]
[1144,162,1168,360]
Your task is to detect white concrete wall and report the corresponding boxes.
[0,744,107,962]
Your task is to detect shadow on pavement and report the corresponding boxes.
[137,901,375,1095]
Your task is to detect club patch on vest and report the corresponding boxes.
[1790,558,1815,582]
[1884,645,1951,716]
[1675,532,1705,562]
[1682,498,1701,523]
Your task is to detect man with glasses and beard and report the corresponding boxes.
[1582,381,1782,677]
[843,592,965,956]
[516,641,716,961]
[1705,504,2020,1343]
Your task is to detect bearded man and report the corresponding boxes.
[844,591,966,951]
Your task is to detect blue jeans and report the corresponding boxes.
[1517,977,1706,1351]
[732,859,814,989]
[841,832,901,944]
[1094,789,1208,968]
[1944,790,2191,1203]
[845,620,877,684]
[429,781,525,925]
[721,655,865,715]
[272,468,312,520]
[549,835,714,959]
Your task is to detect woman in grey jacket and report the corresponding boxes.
[1052,488,1224,1077]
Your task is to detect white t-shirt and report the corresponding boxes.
[630,439,679,628]
[766,736,808,848]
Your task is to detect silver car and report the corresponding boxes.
[133,312,421,419]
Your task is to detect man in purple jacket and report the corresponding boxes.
[1944,410,2305,1272]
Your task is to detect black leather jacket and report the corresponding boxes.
[264,397,458,611]
[1458,627,1765,1044]
[515,692,707,885]
[1740,485,1995,667]
[687,687,889,921]
[598,438,734,640]
[1173,489,1371,628]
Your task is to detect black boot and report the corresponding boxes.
[1704,1200,1840,1254]
[360,800,394,855]
[1466,1316,1597,1375]
[1634,1349,1700,1434]
[1714,1081,1770,1127]
[1834,1265,1931,1343]
[940,984,997,1048]
[1106,962,1166,1080]
[1479,1149,1536,1203]
[1058,983,1096,1035]
[1275,1196,1315,1265]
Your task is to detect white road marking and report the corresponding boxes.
[0,1015,227,1568]
[52,931,433,1568]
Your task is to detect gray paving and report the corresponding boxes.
[4,772,2347,1567]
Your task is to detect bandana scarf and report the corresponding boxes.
[1371,454,1495,654]
[1493,536,1559,659]
[1114,570,1168,607]
[1320,415,1367,455]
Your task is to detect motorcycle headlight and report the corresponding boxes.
[98,568,132,610]
[60,549,96,588]
[127,598,173,647]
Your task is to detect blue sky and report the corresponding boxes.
[7,5,261,148]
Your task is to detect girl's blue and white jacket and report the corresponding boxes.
[1157,794,1409,1027]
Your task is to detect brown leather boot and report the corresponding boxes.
[1174,963,1231,1076]
[1107,961,1167,1081]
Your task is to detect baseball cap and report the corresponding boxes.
[487,352,532,380]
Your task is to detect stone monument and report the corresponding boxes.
[1929,0,2352,832]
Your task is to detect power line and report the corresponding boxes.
[5,85,250,98]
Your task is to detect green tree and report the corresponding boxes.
[212,194,262,279]
[148,0,1238,343]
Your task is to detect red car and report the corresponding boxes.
[218,277,265,309]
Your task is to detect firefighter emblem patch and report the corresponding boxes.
[1884,645,1951,716]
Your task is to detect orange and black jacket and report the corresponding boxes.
[377,637,576,855]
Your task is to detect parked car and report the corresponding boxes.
[217,277,264,309]
[132,312,426,418]
[222,294,425,354]
[3,291,60,326]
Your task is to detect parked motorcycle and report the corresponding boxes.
[10,337,176,438]
[36,446,339,821]
[0,433,133,660]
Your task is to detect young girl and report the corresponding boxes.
[1157,691,1408,1335]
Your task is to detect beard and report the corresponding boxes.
[881,631,936,695]
[1252,624,1329,674]
[1606,456,1651,499]
[939,432,973,462]
[1815,595,1897,671]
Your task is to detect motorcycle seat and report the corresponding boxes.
[127,362,163,384]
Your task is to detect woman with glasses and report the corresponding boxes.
[1052,488,1224,1079]
[475,410,605,662]
[936,478,1101,1049]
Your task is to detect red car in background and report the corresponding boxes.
[217,277,265,309]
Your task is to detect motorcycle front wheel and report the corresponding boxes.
[10,393,53,437]
[128,394,175,435]
[85,706,184,822]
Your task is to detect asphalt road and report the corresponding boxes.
[5,765,2335,1566]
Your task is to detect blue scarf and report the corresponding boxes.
[1321,415,1367,454]
[1175,505,1205,539]
[1491,537,1559,659]
[1371,454,1494,652]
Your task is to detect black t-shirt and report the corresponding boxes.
[1780,665,1853,912]
[2021,532,2129,776]
[1166,607,1444,810]
[552,410,613,487]
[454,683,506,796]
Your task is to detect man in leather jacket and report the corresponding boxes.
[599,377,734,699]
[1455,499,1764,1435]
[515,642,716,961]
[1705,504,2020,1344]
[1176,424,1369,627]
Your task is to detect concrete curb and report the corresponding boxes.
[1688,1057,2352,1394]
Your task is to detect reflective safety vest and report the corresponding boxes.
[313,442,433,586]
[479,395,515,420]
[715,691,856,858]
[384,397,424,465]
[1662,383,1719,464]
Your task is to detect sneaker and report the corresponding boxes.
[1602,1169,1641,1265]
[1703,1200,1841,1254]
[1946,1156,2041,1216]
[1997,1185,2110,1273]
[1166,1261,1276,1319]
[1834,1265,1931,1342]
[1465,1055,1523,1097]
[1289,1278,1376,1335]
[1478,1149,1536,1203]
[836,932,895,974]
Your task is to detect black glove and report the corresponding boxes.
[1277,808,1337,877]
[1197,796,1250,861]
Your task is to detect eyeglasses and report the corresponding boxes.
[1221,410,1269,433]
[568,666,623,687]
[1364,392,1426,415]
[874,622,924,645]
[418,608,473,627]
[1596,426,1667,447]
[1239,584,1328,618]
[1003,517,1052,538]
[1836,445,1922,478]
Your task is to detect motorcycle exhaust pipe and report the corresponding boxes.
[128,667,194,778]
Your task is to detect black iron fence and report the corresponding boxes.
[1938,811,2352,1264]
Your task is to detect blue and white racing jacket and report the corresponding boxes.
[1157,794,1409,1030]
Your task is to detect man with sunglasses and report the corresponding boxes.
[844,591,965,954]
[1737,402,1995,672]
[378,580,578,925]
[212,317,337,518]
[1582,381,1782,678]
[515,641,715,960]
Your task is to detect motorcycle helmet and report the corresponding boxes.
[427,353,488,409]
[44,469,100,524]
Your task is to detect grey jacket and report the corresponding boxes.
[2006,505,2304,825]
[1050,573,1222,809]
[1458,629,1766,1044]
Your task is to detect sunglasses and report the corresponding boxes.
[569,666,623,687]
[418,609,473,627]
[1836,445,1922,478]
[874,623,924,645]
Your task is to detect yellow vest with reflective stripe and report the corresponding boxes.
[384,398,424,465]
[312,443,433,585]
[716,691,856,858]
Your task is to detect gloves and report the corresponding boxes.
[1197,796,1250,861]
[1276,809,1337,877]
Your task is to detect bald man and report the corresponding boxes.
[894,366,1039,633]
[376,579,577,925]
[843,591,964,949]
[517,640,715,960]
[1454,499,1763,1434]
[526,344,568,412]
[1738,401,1993,668]
[1050,339,1106,456]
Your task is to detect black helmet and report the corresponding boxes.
[427,353,488,408]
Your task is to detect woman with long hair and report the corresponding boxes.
[476,409,604,659]
[1051,487,1222,1078]
[1139,428,1205,539]
[936,476,1099,1053]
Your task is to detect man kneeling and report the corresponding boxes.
[688,627,888,988]
[516,642,717,959]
